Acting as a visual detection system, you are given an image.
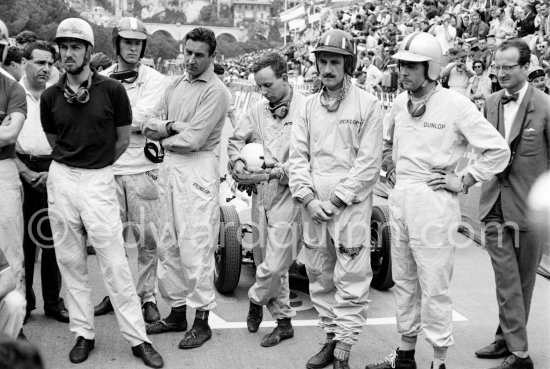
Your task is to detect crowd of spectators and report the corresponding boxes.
[214,0,550,106]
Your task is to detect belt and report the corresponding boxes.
[17,153,53,162]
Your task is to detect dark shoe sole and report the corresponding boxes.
[260,332,294,347]
[475,351,511,359]
[178,334,212,349]
[146,325,187,335]
[306,359,334,369]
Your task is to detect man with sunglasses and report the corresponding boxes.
[289,29,382,369]
[93,16,166,325]
[227,52,306,348]
[364,32,509,369]
[476,39,550,369]
[40,18,164,368]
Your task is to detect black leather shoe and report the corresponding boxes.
[306,341,336,369]
[69,336,95,364]
[132,342,164,368]
[247,301,263,333]
[334,358,350,369]
[146,319,187,335]
[143,302,161,323]
[178,318,212,349]
[87,245,96,255]
[487,355,533,369]
[260,318,293,347]
[94,296,114,316]
[430,363,446,369]
[365,349,416,369]
[45,307,70,323]
[476,341,511,359]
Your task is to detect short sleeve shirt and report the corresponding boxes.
[40,70,132,169]
[0,73,27,160]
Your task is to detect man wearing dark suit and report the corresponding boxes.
[478,39,550,369]
[470,11,490,39]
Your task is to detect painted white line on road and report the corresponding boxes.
[209,310,468,330]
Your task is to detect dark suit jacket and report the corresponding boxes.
[518,13,537,38]
[471,21,490,38]
[480,85,550,229]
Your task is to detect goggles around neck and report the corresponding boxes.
[64,72,92,105]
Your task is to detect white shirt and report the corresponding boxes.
[16,76,52,156]
[503,81,529,142]
[101,63,166,175]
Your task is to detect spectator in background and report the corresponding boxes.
[429,15,457,63]
[1,47,23,81]
[471,11,491,39]
[467,59,492,105]
[528,66,550,94]
[15,30,38,52]
[361,54,382,92]
[441,48,475,96]
[0,336,44,369]
[354,69,367,89]
[90,52,112,72]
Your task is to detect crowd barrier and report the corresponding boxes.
[227,80,549,277]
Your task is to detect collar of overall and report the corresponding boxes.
[109,63,140,83]
[320,75,352,112]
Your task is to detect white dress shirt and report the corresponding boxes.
[16,76,52,156]
[502,81,529,142]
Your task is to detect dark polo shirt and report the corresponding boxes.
[0,73,27,160]
[40,70,132,169]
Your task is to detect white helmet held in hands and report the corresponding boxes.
[240,143,265,172]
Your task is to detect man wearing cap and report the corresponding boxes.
[289,29,382,369]
[40,18,163,368]
[364,32,509,369]
[92,16,165,325]
[0,18,27,300]
[528,66,549,94]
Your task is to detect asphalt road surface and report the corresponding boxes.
[23,230,549,369]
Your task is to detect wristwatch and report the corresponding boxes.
[165,120,176,135]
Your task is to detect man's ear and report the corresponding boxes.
[210,51,217,60]
[282,73,289,84]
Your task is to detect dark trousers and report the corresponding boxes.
[483,197,544,352]
[19,155,63,314]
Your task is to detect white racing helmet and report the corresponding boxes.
[55,18,94,47]
[393,32,442,81]
[240,143,265,172]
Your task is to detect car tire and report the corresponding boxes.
[215,205,242,294]
[370,205,394,290]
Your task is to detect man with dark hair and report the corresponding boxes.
[228,52,306,348]
[477,39,550,369]
[14,30,59,83]
[471,11,490,39]
[40,18,163,368]
[142,26,229,350]
[13,40,69,324]
[290,29,382,369]
[15,31,38,52]
[1,47,23,81]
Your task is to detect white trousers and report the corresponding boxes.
[389,182,459,348]
[248,181,301,320]
[0,290,25,338]
[116,171,159,304]
[157,152,219,311]
[302,173,373,346]
[0,160,25,295]
[47,161,150,346]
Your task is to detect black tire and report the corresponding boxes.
[370,205,395,290]
[215,206,242,294]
